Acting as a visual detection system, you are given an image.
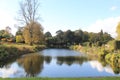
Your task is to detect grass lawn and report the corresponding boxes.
[1,77,120,80]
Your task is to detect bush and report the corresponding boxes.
[82,42,92,47]
[16,35,24,43]
[96,41,103,47]
[0,46,9,60]
[114,40,120,50]
[99,49,109,59]
[34,45,46,51]
[105,53,112,63]
[69,45,82,50]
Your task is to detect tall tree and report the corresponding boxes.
[15,26,24,43]
[15,26,24,36]
[3,26,12,39]
[5,26,11,34]
[23,22,44,44]
[56,30,64,43]
[18,0,41,45]
[116,22,120,40]
[74,29,83,44]
[44,32,52,38]
[18,0,40,24]
[64,30,74,44]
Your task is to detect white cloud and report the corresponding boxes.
[90,61,103,72]
[110,6,117,11]
[0,62,26,78]
[83,16,120,38]
[89,61,114,74]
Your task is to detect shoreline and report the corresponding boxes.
[0,43,46,66]
[70,45,120,74]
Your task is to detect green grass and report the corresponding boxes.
[1,77,120,80]
[0,43,46,63]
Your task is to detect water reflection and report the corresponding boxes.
[0,49,119,78]
[90,61,114,74]
[0,63,25,78]
[44,56,52,64]
[112,64,120,74]
[0,57,17,68]
[17,53,44,77]
[57,56,88,66]
[98,58,120,74]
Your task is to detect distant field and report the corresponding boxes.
[1,77,120,80]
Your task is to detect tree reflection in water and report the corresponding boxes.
[56,56,88,66]
[98,58,120,74]
[44,56,52,64]
[108,61,120,74]
[17,53,44,77]
[16,52,119,77]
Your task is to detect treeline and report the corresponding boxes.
[15,22,44,45]
[44,29,113,48]
[0,26,15,43]
[0,26,113,48]
[0,22,44,45]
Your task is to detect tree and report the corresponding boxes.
[83,31,89,42]
[3,26,12,38]
[64,30,74,44]
[44,32,52,38]
[18,0,41,45]
[116,22,120,40]
[23,22,44,44]
[15,26,24,36]
[15,26,24,43]
[0,27,14,42]
[102,32,113,43]
[74,29,84,44]
[56,30,64,43]
[16,35,24,43]
[0,30,5,38]
[5,26,11,34]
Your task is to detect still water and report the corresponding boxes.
[0,49,119,78]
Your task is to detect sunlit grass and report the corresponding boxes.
[1,43,46,50]
[0,43,46,62]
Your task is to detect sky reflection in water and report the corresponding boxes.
[0,49,119,78]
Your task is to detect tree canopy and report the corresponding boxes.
[116,22,120,40]
[23,22,44,44]
[45,29,113,48]
[17,0,42,45]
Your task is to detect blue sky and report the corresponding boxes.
[0,0,120,37]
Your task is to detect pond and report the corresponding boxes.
[0,49,119,78]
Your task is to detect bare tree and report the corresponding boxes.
[5,26,11,34]
[18,0,40,45]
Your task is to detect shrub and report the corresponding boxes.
[96,41,103,47]
[34,45,46,51]
[105,53,112,63]
[0,46,9,60]
[114,40,120,50]
[82,42,92,47]
[107,40,115,52]
[99,49,109,59]
[16,35,24,43]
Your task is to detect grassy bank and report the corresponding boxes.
[70,45,99,59]
[70,44,120,74]
[1,77,120,80]
[0,43,46,65]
